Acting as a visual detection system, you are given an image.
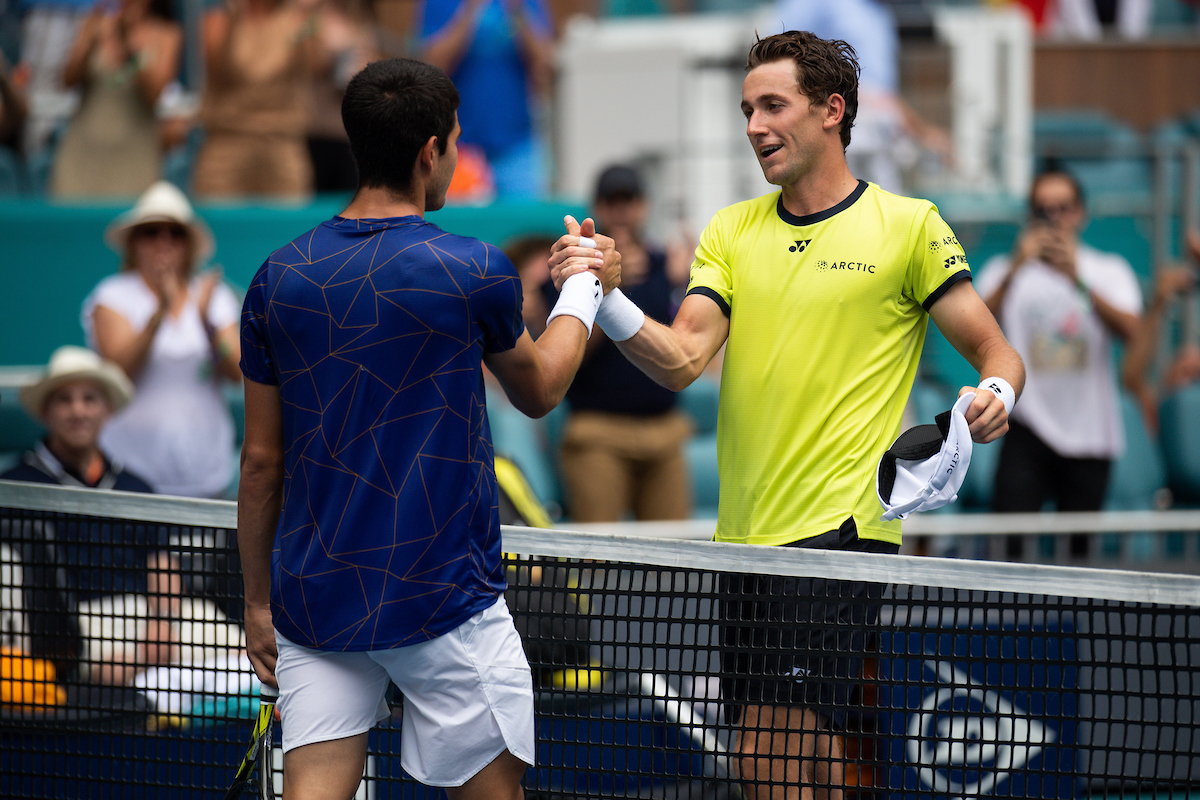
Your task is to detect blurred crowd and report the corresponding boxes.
[2,0,1194,203]
[0,0,792,203]
[0,0,1199,702]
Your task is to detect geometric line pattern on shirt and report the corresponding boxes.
[241,215,522,650]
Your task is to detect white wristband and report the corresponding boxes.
[547,271,603,337]
[977,376,1015,416]
[595,288,646,342]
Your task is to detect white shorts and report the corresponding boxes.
[274,596,535,787]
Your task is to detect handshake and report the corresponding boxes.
[545,215,645,342]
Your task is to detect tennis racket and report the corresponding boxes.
[223,685,279,800]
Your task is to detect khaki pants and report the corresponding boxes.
[559,410,693,522]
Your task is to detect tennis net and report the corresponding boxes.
[1,480,1198,799]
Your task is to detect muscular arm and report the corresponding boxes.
[61,10,102,89]
[91,303,166,380]
[1086,286,1142,343]
[485,318,588,418]
[237,379,285,688]
[610,293,729,392]
[928,279,1026,443]
[130,22,183,109]
[548,214,728,393]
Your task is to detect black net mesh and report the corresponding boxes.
[2,492,1198,799]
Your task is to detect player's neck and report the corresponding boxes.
[340,185,425,221]
[779,164,860,219]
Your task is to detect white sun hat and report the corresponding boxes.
[19,346,134,419]
[103,181,215,267]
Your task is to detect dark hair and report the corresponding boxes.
[341,58,460,194]
[503,234,557,276]
[1031,162,1087,210]
[745,30,860,150]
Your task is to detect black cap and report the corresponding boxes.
[594,164,644,201]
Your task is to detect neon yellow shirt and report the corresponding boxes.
[687,181,969,546]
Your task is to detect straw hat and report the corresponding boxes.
[103,181,215,266]
[19,346,134,419]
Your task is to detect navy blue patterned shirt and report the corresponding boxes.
[240,215,524,651]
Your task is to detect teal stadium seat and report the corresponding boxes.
[1158,383,1200,506]
[0,385,44,471]
[678,375,720,518]
[0,146,23,196]
[486,376,724,522]
[1033,111,1153,210]
[1105,392,1167,510]
[485,388,564,519]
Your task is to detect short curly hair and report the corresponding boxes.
[745,30,860,150]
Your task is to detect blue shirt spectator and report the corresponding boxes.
[419,0,553,198]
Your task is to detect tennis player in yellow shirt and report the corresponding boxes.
[549,29,1025,800]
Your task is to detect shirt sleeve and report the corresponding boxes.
[239,263,278,386]
[684,211,734,317]
[81,274,156,348]
[472,242,524,354]
[208,282,241,329]
[905,203,971,311]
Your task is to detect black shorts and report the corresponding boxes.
[719,517,897,729]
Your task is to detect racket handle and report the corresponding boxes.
[260,685,279,701]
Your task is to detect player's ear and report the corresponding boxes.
[824,93,846,129]
[417,134,439,175]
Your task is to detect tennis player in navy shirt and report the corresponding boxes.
[237,57,619,800]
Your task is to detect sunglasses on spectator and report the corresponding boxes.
[133,223,188,241]
[1031,201,1078,220]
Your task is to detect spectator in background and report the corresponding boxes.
[0,50,28,153]
[81,180,242,499]
[503,233,557,339]
[976,167,1142,546]
[14,0,91,157]
[547,163,693,522]
[774,0,952,194]
[0,344,179,686]
[1123,230,1200,434]
[418,0,554,199]
[1048,0,1153,39]
[191,0,324,201]
[4,345,148,493]
[48,0,180,199]
[306,0,379,194]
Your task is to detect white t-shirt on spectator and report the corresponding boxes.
[82,271,239,498]
[975,243,1142,459]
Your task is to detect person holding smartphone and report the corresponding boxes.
[1122,229,1200,434]
[976,166,1143,551]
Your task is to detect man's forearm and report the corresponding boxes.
[237,462,283,608]
[613,316,708,392]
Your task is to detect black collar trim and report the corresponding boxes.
[776,180,868,226]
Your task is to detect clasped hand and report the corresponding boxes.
[548,215,622,295]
